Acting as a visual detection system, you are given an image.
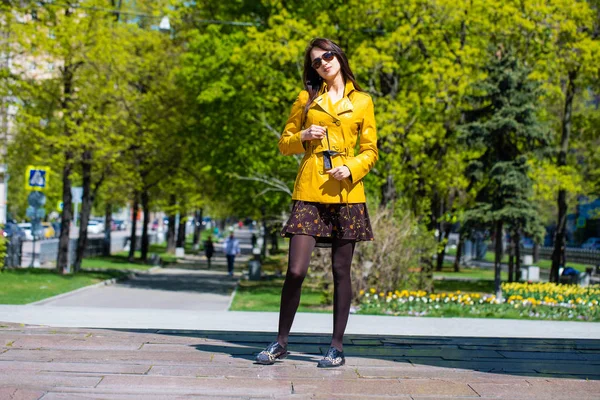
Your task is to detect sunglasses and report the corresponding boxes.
[311,51,335,70]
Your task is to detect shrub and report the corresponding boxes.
[309,206,437,304]
[0,232,7,272]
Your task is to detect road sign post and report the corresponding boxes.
[27,191,46,268]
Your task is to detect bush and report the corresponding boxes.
[0,233,7,272]
[308,206,437,304]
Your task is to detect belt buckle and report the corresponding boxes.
[323,151,333,171]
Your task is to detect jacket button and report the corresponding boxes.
[335,120,341,126]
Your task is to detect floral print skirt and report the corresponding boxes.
[281,201,374,248]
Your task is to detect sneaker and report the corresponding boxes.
[255,341,288,365]
[317,346,345,368]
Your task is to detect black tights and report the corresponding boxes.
[277,235,355,351]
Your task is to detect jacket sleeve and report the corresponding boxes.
[278,91,309,156]
[345,96,378,183]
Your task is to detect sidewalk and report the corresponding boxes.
[1,305,600,339]
[1,321,599,399]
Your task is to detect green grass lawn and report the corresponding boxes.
[229,279,329,312]
[434,269,508,281]
[230,258,507,312]
[1,250,161,304]
[433,263,509,281]
[0,268,126,305]
[114,243,178,264]
[433,279,496,293]
[82,256,155,271]
[229,276,501,313]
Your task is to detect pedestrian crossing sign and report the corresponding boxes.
[25,166,50,191]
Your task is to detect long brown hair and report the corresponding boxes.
[302,38,362,121]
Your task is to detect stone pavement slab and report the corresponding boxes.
[0,322,599,399]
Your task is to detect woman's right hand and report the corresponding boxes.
[301,125,326,141]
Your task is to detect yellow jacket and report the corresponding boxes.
[279,81,378,204]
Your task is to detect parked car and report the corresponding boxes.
[87,220,104,235]
[112,219,127,231]
[581,237,600,250]
[17,223,34,241]
[2,222,26,240]
[41,222,55,239]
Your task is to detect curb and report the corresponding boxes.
[226,281,239,311]
[27,268,149,306]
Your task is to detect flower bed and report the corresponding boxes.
[356,283,600,321]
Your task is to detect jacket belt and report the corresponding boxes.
[307,145,355,157]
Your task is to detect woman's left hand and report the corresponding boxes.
[327,166,351,181]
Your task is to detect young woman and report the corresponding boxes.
[256,38,378,368]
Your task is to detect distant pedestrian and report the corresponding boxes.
[223,232,240,277]
[251,233,258,248]
[204,236,215,269]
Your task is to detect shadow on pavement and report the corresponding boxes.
[117,272,238,295]
[117,328,600,380]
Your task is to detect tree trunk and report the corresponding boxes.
[453,234,463,272]
[551,70,576,283]
[261,209,268,259]
[176,210,186,249]
[56,60,76,274]
[508,232,515,283]
[270,225,279,251]
[57,153,74,274]
[436,221,453,272]
[515,232,522,282]
[533,242,540,263]
[128,191,139,262]
[140,189,150,262]
[193,208,203,249]
[494,221,503,298]
[166,194,177,253]
[74,151,93,272]
[103,203,111,257]
[420,256,434,293]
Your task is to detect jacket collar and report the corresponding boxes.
[317,80,355,96]
[314,80,356,119]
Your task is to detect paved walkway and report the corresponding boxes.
[2,305,600,339]
[32,268,241,311]
[1,321,599,399]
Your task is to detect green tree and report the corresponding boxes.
[460,50,549,297]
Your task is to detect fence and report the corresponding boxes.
[521,247,600,266]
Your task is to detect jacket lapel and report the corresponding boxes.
[337,81,356,115]
[311,80,357,119]
[313,93,339,121]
